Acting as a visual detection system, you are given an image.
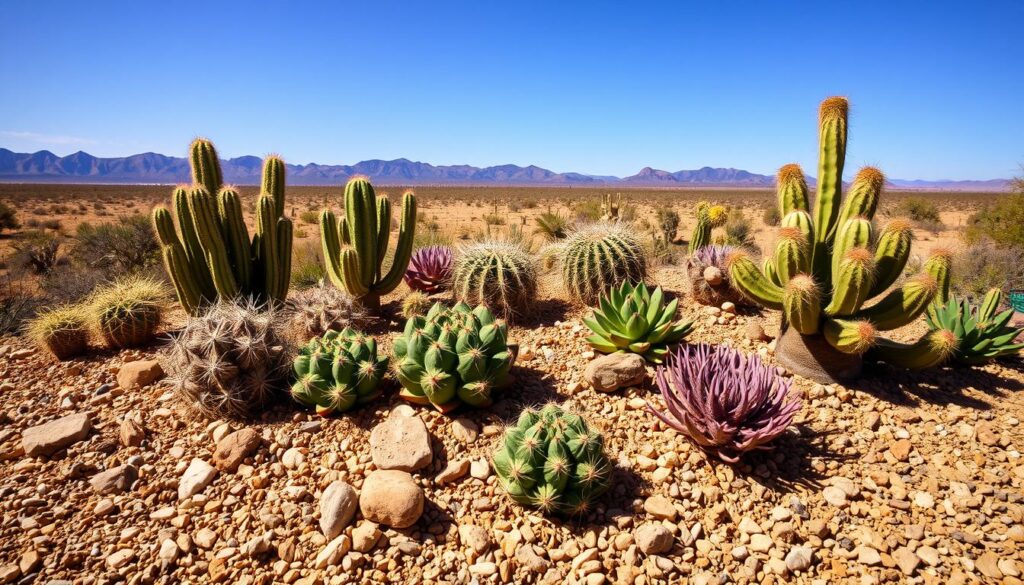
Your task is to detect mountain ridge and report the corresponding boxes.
[0,148,1011,191]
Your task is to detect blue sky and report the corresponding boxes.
[1,1,1021,180]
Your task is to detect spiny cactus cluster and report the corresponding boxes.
[649,344,801,463]
[393,302,514,412]
[321,177,416,311]
[688,201,728,254]
[152,138,292,315]
[584,281,693,363]
[727,97,956,381]
[27,306,89,361]
[686,244,746,306]
[452,241,537,320]
[493,404,612,516]
[562,223,647,306]
[291,328,387,415]
[402,291,432,319]
[404,245,453,294]
[88,276,169,349]
[166,300,289,420]
[925,289,1024,365]
[286,283,368,341]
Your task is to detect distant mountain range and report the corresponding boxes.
[0,148,1011,191]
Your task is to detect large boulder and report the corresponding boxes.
[584,352,647,393]
[359,470,424,529]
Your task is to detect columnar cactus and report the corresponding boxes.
[88,276,169,348]
[452,241,537,319]
[291,328,388,415]
[601,193,622,222]
[404,245,453,294]
[493,404,612,516]
[583,280,693,363]
[727,97,956,382]
[925,288,1024,365]
[152,138,292,314]
[320,177,417,311]
[562,223,647,306]
[688,202,728,254]
[392,302,515,413]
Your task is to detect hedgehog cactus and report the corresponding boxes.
[648,344,801,463]
[493,404,612,516]
[562,223,647,306]
[27,306,89,361]
[924,288,1024,365]
[583,281,693,363]
[291,328,388,415]
[321,177,417,311]
[404,245,453,294]
[727,97,956,382]
[392,302,515,413]
[402,291,432,319]
[152,138,292,314]
[686,244,747,306]
[452,241,537,319]
[89,276,169,349]
[688,202,728,254]
[286,283,368,341]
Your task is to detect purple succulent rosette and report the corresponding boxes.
[404,245,453,294]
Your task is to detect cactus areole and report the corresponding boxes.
[727,98,955,383]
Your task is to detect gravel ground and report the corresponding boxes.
[1,267,1022,585]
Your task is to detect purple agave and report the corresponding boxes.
[404,245,454,294]
[649,344,801,463]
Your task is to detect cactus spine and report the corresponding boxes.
[728,97,954,379]
[152,139,292,314]
[321,177,416,311]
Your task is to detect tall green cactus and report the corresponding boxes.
[320,177,417,311]
[152,138,292,314]
[688,202,728,254]
[728,97,956,378]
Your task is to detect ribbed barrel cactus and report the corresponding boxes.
[27,306,89,361]
[649,344,801,463]
[561,223,647,306]
[583,281,693,363]
[88,275,169,348]
[291,328,387,415]
[152,138,292,314]
[321,177,417,311]
[727,97,956,382]
[925,288,1024,365]
[688,201,728,254]
[452,241,537,319]
[392,302,515,413]
[404,245,453,294]
[493,404,612,516]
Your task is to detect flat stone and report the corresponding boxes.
[451,418,479,444]
[889,439,912,461]
[212,428,260,472]
[178,458,217,500]
[119,416,145,447]
[516,545,551,573]
[459,524,491,554]
[635,523,673,555]
[21,413,92,457]
[158,539,179,566]
[822,486,848,507]
[892,547,920,575]
[856,546,882,566]
[89,465,138,495]
[643,495,677,521]
[975,551,1002,579]
[916,546,939,566]
[369,416,432,472]
[18,551,40,575]
[106,549,134,569]
[583,352,646,393]
[359,470,424,528]
[319,480,358,539]
[314,535,350,569]
[117,360,164,390]
[435,459,470,484]
[749,534,773,553]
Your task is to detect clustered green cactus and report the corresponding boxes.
[583,280,693,363]
[728,97,956,374]
[562,223,647,306]
[26,305,90,360]
[452,241,537,319]
[291,328,388,415]
[393,302,514,413]
[926,288,1024,365]
[152,138,292,315]
[493,404,612,516]
[688,201,728,254]
[320,177,416,311]
[88,276,169,349]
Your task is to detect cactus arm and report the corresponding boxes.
[869,219,914,296]
[810,97,848,285]
[340,249,370,297]
[836,167,884,228]
[255,194,280,300]
[376,191,418,295]
[189,138,223,198]
[783,275,821,335]
[824,248,875,317]
[871,329,957,369]
[160,243,202,315]
[823,318,876,354]
[727,253,784,310]
[854,273,937,331]
[217,188,252,293]
[261,155,286,218]
[320,210,346,291]
[276,218,293,302]
[187,188,239,299]
[831,217,873,278]
[375,196,392,281]
[172,186,213,292]
[346,179,377,290]
[763,257,781,287]
[776,164,809,217]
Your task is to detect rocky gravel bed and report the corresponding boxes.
[1,268,1022,584]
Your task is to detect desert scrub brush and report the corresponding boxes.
[452,240,537,320]
[165,299,290,420]
[88,275,170,348]
[286,282,368,340]
[27,305,90,360]
[401,291,433,318]
[561,223,647,306]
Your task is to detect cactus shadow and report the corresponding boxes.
[512,298,575,329]
[851,364,1020,410]
[488,365,567,425]
[741,424,843,494]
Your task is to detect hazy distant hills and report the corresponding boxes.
[0,148,1011,191]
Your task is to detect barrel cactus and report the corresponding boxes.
[88,276,169,348]
[404,245,453,294]
[924,288,1024,365]
[166,299,289,419]
[321,177,417,311]
[152,138,292,314]
[493,404,612,516]
[291,328,387,415]
[583,280,693,363]
[688,202,728,254]
[27,306,89,360]
[452,241,537,320]
[727,97,956,383]
[402,291,432,318]
[392,302,515,413]
[561,223,647,306]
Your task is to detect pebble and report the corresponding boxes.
[319,480,358,539]
[178,459,217,500]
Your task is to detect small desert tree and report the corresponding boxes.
[0,201,18,235]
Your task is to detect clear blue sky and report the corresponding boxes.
[1,1,1021,180]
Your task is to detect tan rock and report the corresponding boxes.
[117,359,164,390]
[21,412,92,457]
[369,416,432,472]
[359,470,424,528]
[212,428,261,472]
